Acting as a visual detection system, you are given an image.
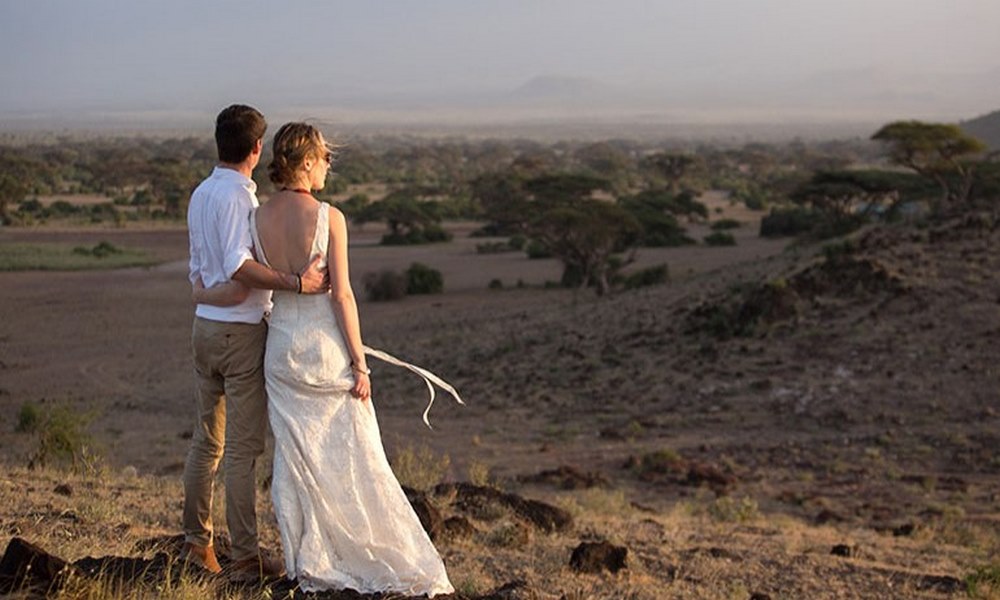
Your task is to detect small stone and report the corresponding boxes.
[569,541,628,574]
[53,484,73,497]
[831,544,854,557]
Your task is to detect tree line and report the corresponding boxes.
[1,121,996,296]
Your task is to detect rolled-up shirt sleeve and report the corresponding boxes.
[217,188,256,279]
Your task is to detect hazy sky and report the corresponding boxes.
[2,0,998,125]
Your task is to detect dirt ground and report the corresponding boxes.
[2,195,998,598]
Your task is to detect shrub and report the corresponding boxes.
[525,239,552,259]
[488,278,503,290]
[966,563,1000,598]
[710,219,742,230]
[18,198,44,214]
[507,234,527,250]
[623,264,669,290]
[16,401,41,433]
[48,200,79,216]
[362,269,407,301]
[759,207,820,238]
[391,445,450,492]
[708,495,760,523]
[381,224,452,245]
[405,262,443,295]
[23,403,98,470]
[703,232,736,246]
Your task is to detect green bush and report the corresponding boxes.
[703,232,736,246]
[507,234,527,250]
[759,207,820,238]
[381,225,452,245]
[708,495,760,523]
[525,239,552,259]
[362,269,408,301]
[390,445,450,492]
[488,279,503,290]
[405,262,443,295]
[966,563,1000,598]
[20,402,98,471]
[623,264,669,290]
[16,401,42,433]
[48,200,80,216]
[73,241,122,258]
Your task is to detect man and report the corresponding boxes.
[182,104,326,578]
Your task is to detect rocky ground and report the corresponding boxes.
[1,209,999,598]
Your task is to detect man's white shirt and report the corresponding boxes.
[188,166,272,323]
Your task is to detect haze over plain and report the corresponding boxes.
[1,0,998,131]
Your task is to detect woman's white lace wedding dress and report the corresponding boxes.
[252,205,455,597]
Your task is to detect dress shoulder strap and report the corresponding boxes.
[311,203,330,266]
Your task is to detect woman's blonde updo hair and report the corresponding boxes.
[267,122,332,186]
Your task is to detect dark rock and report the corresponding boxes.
[599,427,626,440]
[892,522,916,537]
[74,553,171,586]
[569,541,628,574]
[441,516,475,542]
[520,465,607,490]
[403,488,443,541]
[814,509,846,524]
[831,544,855,557]
[750,594,772,600]
[435,482,573,533]
[686,462,737,494]
[914,574,964,593]
[479,579,537,600]
[0,537,78,594]
[53,483,73,496]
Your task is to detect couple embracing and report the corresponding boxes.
[181,104,455,597]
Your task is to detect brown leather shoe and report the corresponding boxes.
[227,551,285,582]
[179,542,222,574]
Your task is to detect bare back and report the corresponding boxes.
[254,191,321,274]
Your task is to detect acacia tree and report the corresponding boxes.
[353,188,450,244]
[644,152,700,194]
[0,151,44,225]
[872,120,986,208]
[529,199,641,296]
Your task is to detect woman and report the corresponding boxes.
[195,123,454,596]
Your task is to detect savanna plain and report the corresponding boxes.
[0,129,998,599]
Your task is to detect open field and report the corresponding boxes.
[1,197,999,598]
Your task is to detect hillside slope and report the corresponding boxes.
[962,109,1000,150]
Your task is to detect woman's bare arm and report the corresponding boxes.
[326,206,371,401]
[191,277,251,306]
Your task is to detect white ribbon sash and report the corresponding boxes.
[363,346,465,429]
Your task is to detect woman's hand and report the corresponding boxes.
[352,372,371,402]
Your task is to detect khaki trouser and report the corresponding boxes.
[182,317,268,562]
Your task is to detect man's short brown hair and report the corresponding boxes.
[215,105,267,164]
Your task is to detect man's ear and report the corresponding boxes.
[254,139,263,154]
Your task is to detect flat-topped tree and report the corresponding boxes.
[872,120,986,209]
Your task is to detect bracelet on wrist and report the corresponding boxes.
[295,273,303,294]
[351,363,371,375]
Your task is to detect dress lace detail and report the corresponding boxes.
[253,204,455,596]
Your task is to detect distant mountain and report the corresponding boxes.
[961,109,1000,150]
